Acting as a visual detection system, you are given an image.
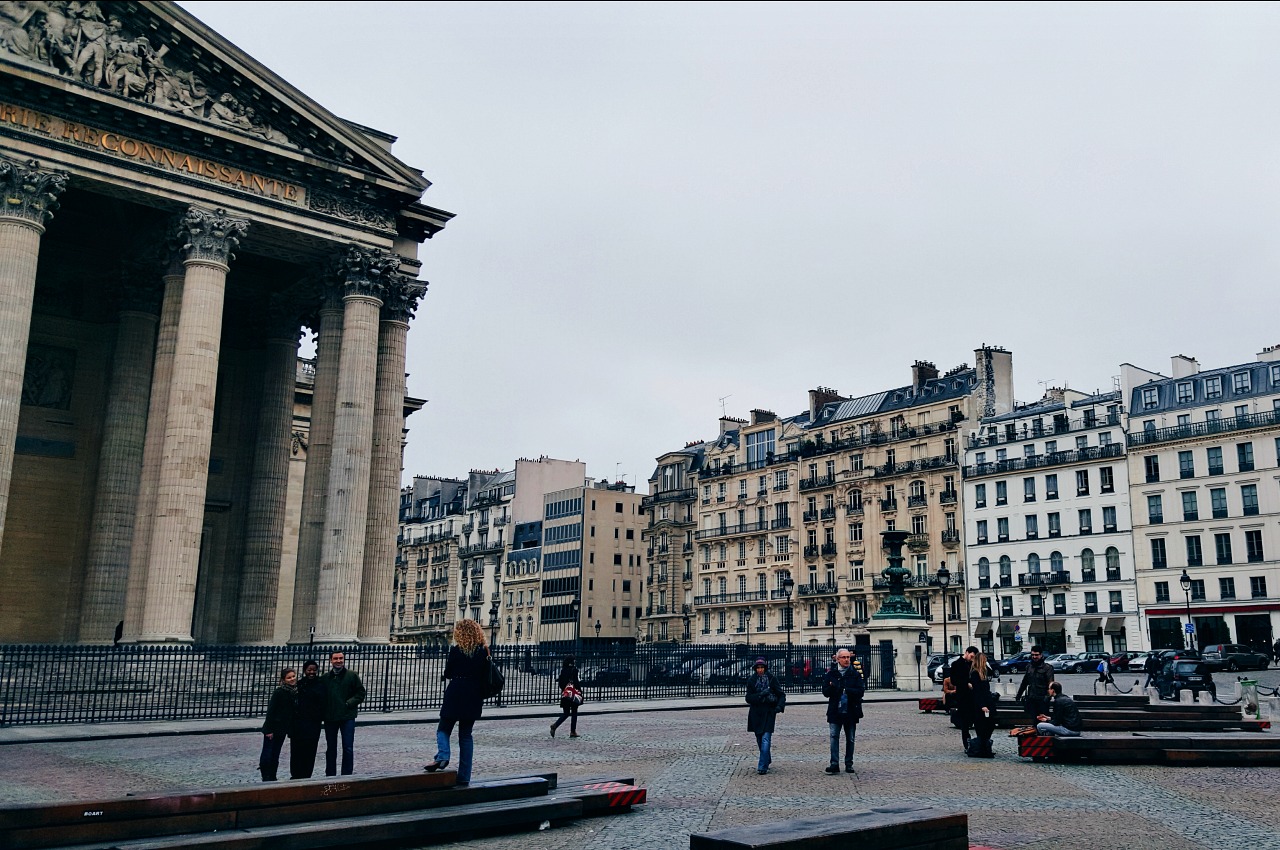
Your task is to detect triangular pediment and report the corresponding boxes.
[0,0,428,199]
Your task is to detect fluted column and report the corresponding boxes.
[137,207,249,642]
[315,246,400,641]
[0,156,67,555]
[289,287,343,643]
[236,305,303,643]
[357,276,427,641]
[78,279,162,643]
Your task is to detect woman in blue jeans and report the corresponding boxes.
[425,619,489,785]
[745,658,785,775]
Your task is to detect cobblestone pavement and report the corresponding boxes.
[2,688,1278,850]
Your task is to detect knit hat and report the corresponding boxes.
[753,658,767,668]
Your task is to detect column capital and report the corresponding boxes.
[337,245,400,302]
[0,156,68,227]
[175,206,249,267]
[382,276,428,324]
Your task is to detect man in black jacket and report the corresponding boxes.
[1035,682,1082,737]
[822,648,866,774]
[946,647,976,751]
[1015,646,1055,720]
[1143,652,1161,688]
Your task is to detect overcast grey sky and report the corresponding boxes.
[184,1,1280,488]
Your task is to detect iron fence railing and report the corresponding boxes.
[0,642,893,726]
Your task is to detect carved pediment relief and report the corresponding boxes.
[0,1,297,147]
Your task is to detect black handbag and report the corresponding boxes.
[482,655,505,699]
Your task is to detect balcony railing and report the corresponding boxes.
[880,499,898,512]
[941,529,961,545]
[969,412,1121,448]
[821,542,838,556]
[798,582,839,597]
[820,507,837,521]
[803,510,819,523]
[640,488,696,510]
[939,489,958,505]
[694,520,770,541]
[907,495,928,509]
[770,517,792,530]
[799,474,836,491]
[906,533,929,551]
[872,454,958,478]
[1127,409,1280,448]
[1018,570,1071,588]
[965,443,1123,477]
[693,590,770,606]
[804,545,820,558]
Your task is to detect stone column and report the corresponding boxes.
[289,286,343,643]
[137,207,249,643]
[314,246,400,642]
[122,264,184,640]
[357,276,427,641]
[236,304,303,644]
[78,279,161,643]
[0,156,67,555]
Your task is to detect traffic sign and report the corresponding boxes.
[918,630,930,644]
[1184,622,1196,634]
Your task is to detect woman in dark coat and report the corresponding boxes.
[967,651,997,758]
[259,667,297,782]
[744,658,785,775]
[550,655,582,738]
[424,619,489,785]
[289,659,325,779]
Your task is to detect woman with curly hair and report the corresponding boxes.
[424,619,489,785]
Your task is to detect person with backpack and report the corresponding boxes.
[745,657,786,775]
[425,619,490,786]
[1095,656,1115,691]
[822,648,866,774]
[550,655,582,738]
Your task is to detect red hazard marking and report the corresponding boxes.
[1018,736,1054,759]
[1262,721,1272,729]
[918,698,944,712]
[583,782,629,791]
[582,782,647,807]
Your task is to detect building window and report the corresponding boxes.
[1233,371,1252,394]
[1176,382,1193,403]
[1238,442,1255,472]
[974,483,986,509]
[997,518,1009,542]
[980,597,992,617]
[1103,506,1117,533]
[1250,576,1268,599]
[1099,467,1114,494]
[1030,594,1043,616]
[1150,538,1167,569]
[995,481,1007,506]
[1081,548,1096,582]
[1242,484,1259,516]
[1141,387,1159,409]
[1099,431,1113,447]
[1109,591,1123,612]
[1246,529,1264,563]
[1048,512,1061,537]
[1154,581,1170,602]
[1075,470,1089,496]
[1206,409,1221,421]
[1177,414,1191,426]
[1025,515,1039,539]
[1024,477,1036,502]
[1178,451,1194,479]
[1189,579,1206,601]
[1001,596,1014,617]
[1144,456,1160,483]
[1076,436,1088,450]
[1185,535,1203,567]
[1210,488,1228,519]
[1207,446,1223,475]
[1053,593,1067,615]
[1220,577,1236,599]
[1147,494,1163,524]
[1084,592,1098,613]
[999,555,1012,585]
[1181,491,1198,521]
[1215,532,1233,565]
[1078,509,1092,534]
[1204,376,1223,399]
[975,520,987,544]
[1045,474,1058,499]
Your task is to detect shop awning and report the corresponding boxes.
[996,621,1020,636]
[1077,617,1102,635]
[1103,617,1127,633]
[973,620,994,637]
[1029,618,1066,635]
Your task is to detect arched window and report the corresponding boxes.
[978,557,990,579]
[1106,546,1120,571]
[910,479,926,498]
[1027,553,1041,573]
[1050,551,1064,572]
[998,555,1012,582]
[1081,548,1095,570]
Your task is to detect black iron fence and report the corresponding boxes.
[0,642,893,726]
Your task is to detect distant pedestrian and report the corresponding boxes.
[1272,638,1280,668]
[745,657,785,775]
[550,655,582,738]
[1095,656,1115,691]
[947,647,976,752]
[967,651,997,758]
[1143,652,1161,689]
[1015,646,1055,721]
[1035,681,1082,737]
[822,648,865,774]
[290,659,325,779]
[425,619,489,786]
[259,667,296,782]
[322,651,366,776]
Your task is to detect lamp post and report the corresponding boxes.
[488,599,499,648]
[571,595,581,656]
[937,562,951,658]
[1180,569,1193,649]
[594,619,602,647]
[682,613,691,642]
[781,576,795,684]
[515,620,522,645]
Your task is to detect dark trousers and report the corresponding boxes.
[324,718,355,776]
[973,711,996,743]
[551,705,578,733]
[1024,695,1050,721]
[290,723,322,779]
[258,733,286,781]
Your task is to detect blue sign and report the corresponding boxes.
[1184,622,1196,634]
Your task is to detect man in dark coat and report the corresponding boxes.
[745,658,785,775]
[1015,646,1054,720]
[821,648,865,774]
[289,659,325,779]
[1035,682,1082,737]
[946,647,976,752]
[322,651,366,776]
[1143,652,1161,688]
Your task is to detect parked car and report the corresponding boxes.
[1155,659,1216,701]
[1124,653,1150,674]
[1153,648,1201,664]
[708,659,757,686]
[1108,651,1145,672]
[590,665,632,686]
[1047,653,1085,672]
[1201,644,1270,672]
[928,654,962,682]
[1069,652,1113,673]
[997,652,1033,674]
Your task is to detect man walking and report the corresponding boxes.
[322,651,366,776]
[822,648,866,774]
[1143,652,1161,689]
[1035,682,1082,737]
[1015,646,1054,721]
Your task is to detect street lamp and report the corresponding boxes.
[1180,569,1193,649]
[488,599,499,647]
[682,613,691,642]
[781,576,795,684]
[937,562,951,658]
[515,620,522,645]
[594,619,602,646]
[570,595,581,656]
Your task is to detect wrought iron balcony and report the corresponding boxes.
[798,582,839,596]
[1128,409,1280,447]
[846,503,864,515]
[770,517,792,530]
[821,542,838,556]
[1018,570,1071,588]
[693,590,770,606]
[820,507,837,521]
[907,533,929,551]
[799,474,836,491]
[965,444,1123,477]
[694,520,770,541]
[803,545,821,558]
[880,498,898,512]
[907,495,928,509]
[941,529,961,545]
[428,600,448,610]
[871,454,958,478]
[640,488,697,510]
[939,489,958,505]
[803,510,819,523]
[430,576,449,587]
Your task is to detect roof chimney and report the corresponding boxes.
[911,360,939,389]
[1171,355,1199,378]
[808,387,845,421]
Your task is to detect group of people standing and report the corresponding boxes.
[744,649,868,775]
[259,652,366,781]
[942,646,999,758]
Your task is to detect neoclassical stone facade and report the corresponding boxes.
[0,2,451,644]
